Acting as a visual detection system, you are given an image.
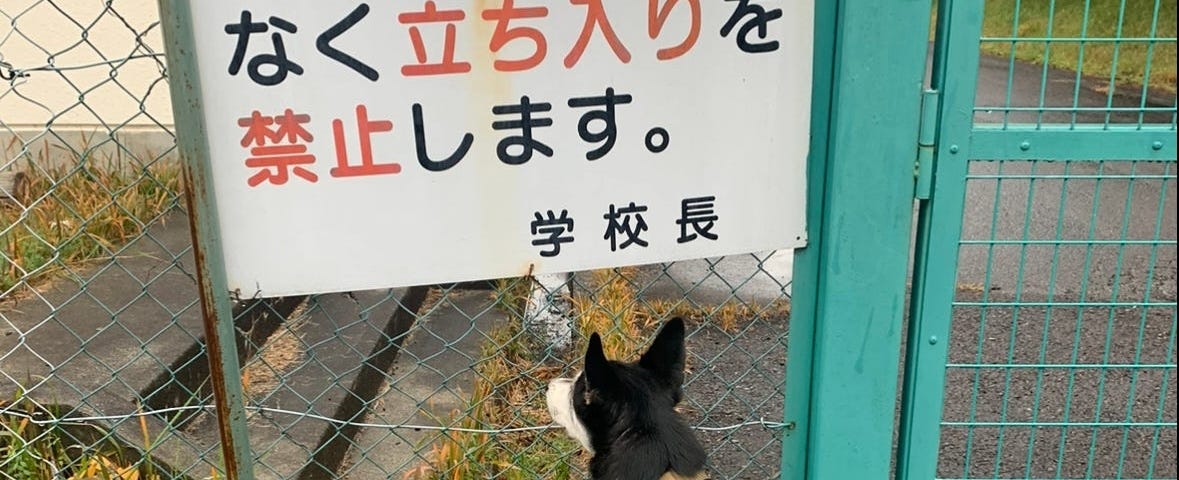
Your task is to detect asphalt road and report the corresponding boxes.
[937,53,1176,478]
[956,51,1177,301]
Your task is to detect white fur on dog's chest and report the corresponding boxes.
[544,375,593,453]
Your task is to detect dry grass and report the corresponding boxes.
[402,276,585,480]
[406,268,790,479]
[1,138,182,297]
[642,297,791,334]
[0,395,213,480]
[569,268,660,359]
[242,305,310,402]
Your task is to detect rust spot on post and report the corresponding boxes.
[181,166,240,480]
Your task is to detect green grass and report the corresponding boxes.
[1,394,184,480]
[979,0,1177,94]
[1,140,182,295]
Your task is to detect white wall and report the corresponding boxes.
[1,0,175,162]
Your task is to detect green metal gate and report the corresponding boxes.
[899,1,1176,479]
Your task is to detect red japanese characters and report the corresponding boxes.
[222,0,778,85]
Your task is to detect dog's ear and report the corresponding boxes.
[639,317,686,385]
[583,332,617,394]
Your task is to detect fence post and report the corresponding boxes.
[799,0,933,478]
[157,1,256,479]
[778,0,838,476]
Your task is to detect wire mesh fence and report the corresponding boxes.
[942,159,1176,479]
[972,0,1177,128]
[2,2,797,479]
[5,0,1176,479]
[934,0,1177,478]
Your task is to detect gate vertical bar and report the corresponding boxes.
[157,2,256,479]
[803,0,933,478]
[778,0,839,477]
[896,0,985,478]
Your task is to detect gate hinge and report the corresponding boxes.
[914,89,940,200]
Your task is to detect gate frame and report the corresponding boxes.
[783,0,938,478]
[896,0,986,478]
[896,0,1177,478]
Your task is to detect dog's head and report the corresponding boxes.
[545,317,701,467]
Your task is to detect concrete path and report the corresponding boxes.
[339,289,509,479]
[0,215,436,479]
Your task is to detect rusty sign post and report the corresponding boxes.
[157,1,256,478]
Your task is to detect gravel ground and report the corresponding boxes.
[669,285,1176,480]
[680,316,789,480]
[938,290,1176,479]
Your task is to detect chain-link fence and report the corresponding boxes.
[6,1,1175,480]
[2,2,797,479]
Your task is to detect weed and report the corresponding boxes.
[404,294,585,480]
[0,394,171,480]
[0,138,182,296]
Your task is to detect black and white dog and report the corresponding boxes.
[545,317,707,480]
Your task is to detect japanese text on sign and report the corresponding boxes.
[187,0,813,297]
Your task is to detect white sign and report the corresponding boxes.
[186,0,812,298]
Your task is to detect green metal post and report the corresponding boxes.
[896,0,985,479]
[802,0,934,478]
[779,0,839,477]
[157,2,256,479]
